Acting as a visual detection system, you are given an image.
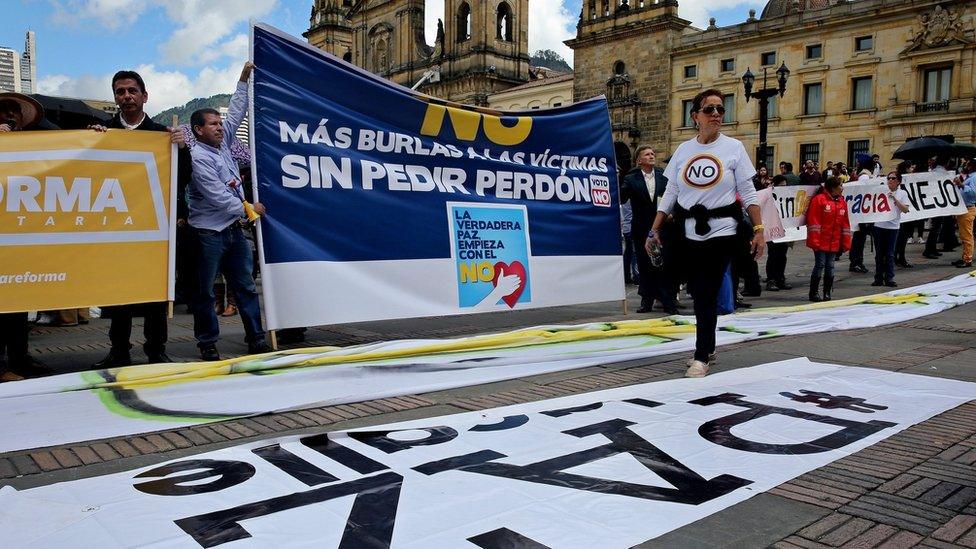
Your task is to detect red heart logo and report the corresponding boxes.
[492,260,526,308]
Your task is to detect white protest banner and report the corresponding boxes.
[2,358,973,548]
[843,179,902,225]
[0,272,974,456]
[900,172,967,222]
[770,184,818,243]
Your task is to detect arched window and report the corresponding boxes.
[497,2,513,41]
[342,51,352,63]
[373,38,389,73]
[457,2,471,42]
[613,61,626,75]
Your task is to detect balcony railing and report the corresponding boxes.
[914,100,949,114]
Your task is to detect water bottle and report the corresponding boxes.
[647,230,664,268]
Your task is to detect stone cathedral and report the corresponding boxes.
[306,0,531,106]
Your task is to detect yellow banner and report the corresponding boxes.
[0,130,174,312]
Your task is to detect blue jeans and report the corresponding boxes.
[193,224,265,348]
[812,251,836,279]
[874,227,898,283]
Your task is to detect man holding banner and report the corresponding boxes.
[90,70,188,367]
[187,62,269,361]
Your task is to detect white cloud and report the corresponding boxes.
[36,63,246,116]
[158,0,276,65]
[49,0,276,66]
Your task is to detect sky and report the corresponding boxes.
[1,0,767,116]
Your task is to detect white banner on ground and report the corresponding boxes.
[0,273,974,456]
[2,358,973,548]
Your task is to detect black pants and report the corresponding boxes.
[895,222,911,262]
[0,312,29,368]
[685,236,736,362]
[940,216,959,250]
[765,241,789,283]
[622,232,635,284]
[849,224,873,266]
[732,245,761,295]
[633,232,676,310]
[925,216,946,254]
[105,303,168,355]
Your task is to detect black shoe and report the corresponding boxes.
[741,289,761,297]
[952,260,973,268]
[663,307,679,315]
[849,264,868,273]
[248,341,273,355]
[922,251,941,259]
[776,280,793,290]
[870,280,883,286]
[146,352,172,364]
[200,345,220,361]
[93,349,132,368]
[765,280,779,292]
[635,306,653,313]
[10,356,51,378]
[895,260,914,268]
[884,281,898,287]
[734,299,751,309]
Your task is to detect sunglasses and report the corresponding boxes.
[887,176,898,180]
[697,105,726,116]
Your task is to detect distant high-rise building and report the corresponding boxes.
[19,31,36,94]
[217,106,250,146]
[0,46,20,93]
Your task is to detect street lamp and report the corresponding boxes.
[743,61,789,167]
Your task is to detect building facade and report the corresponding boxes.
[20,31,36,95]
[0,47,20,93]
[487,68,574,110]
[306,0,531,105]
[569,0,975,171]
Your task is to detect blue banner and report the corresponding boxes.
[251,24,622,328]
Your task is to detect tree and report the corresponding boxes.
[530,50,572,73]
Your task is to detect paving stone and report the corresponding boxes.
[818,517,877,546]
[70,446,102,465]
[144,434,176,452]
[237,418,275,434]
[797,513,852,540]
[292,409,331,425]
[270,414,304,429]
[210,423,249,440]
[880,474,922,494]
[178,429,210,446]
[778,535,833,548]
[223,422,259,438]
[876,530,925,548]
[0,459,18,478]
[956,526,976,547]
[129,437,158,454]
[29,451,60,472]
[9,454,40,475]
[108,439,140,458]
[191,426,228,443]
[900,477,943,499]
[845,523,899,549]
[940,486,976,512]
[918,482,963,507]
[160,432,193,449]
[930,515,976,543]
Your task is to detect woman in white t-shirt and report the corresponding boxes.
[645,89,764,378]
[872,171,910,287]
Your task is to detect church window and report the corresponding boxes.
[497,2,513,41]
[457,2,472,42]
[613,61,626,75]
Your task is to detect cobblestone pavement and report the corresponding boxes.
[3,243,976,547]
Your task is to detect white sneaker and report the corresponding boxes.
[685,359,709,378]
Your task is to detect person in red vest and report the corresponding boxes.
[805,177,852,302]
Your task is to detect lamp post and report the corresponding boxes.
[742,62,790,168]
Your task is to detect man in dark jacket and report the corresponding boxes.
[620,146,678,314]
[90,70,191,366]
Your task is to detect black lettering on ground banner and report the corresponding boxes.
[779,390,887,413]
[469,414,530,432]
[300,433,388,474]
[468,527,552,549]
[464,418,752,505]
[175,471,403,548]
[133,459,255,496]
[623,398,664,409]
[252,443,339,486]
[540,402,603,418]
[413,449,507,475]
[691,393,897,454]
[348,426,458,454]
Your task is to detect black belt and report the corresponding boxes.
[673,202,743,236]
